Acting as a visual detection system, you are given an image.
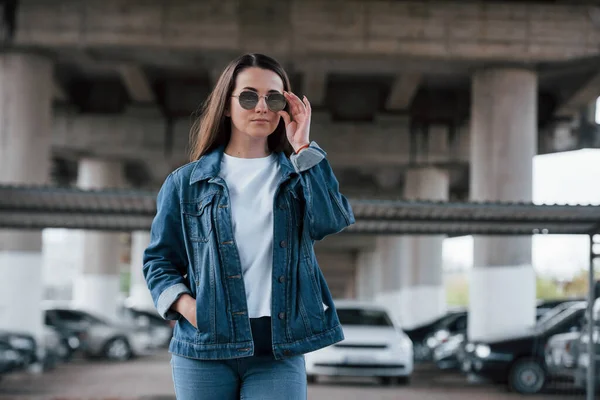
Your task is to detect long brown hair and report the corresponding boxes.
[189,53,294,161]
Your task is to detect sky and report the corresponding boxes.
[443,148,600,280]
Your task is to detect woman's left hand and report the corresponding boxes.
[278,91,311,152]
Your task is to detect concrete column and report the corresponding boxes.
[128,230,155,311]
[72,159,125,322]
[373,168,448,329]
[400,168,449,329]
[0,54,53,345]
[344,271,356,299]
[469,68,537,341]
[356,251,377,300]
[373,236,407,325]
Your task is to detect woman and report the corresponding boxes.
[143,53,355,399]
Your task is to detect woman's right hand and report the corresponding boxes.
[173,293,197,328]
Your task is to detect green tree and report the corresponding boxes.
[445,274,469,306]
[536,276,563,300]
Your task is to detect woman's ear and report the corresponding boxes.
[224,105,231,117]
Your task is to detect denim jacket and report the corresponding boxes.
[143,142,355,360]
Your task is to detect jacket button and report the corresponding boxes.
[278,312,285,320]
[278,275,285,283]
[283,349,291,355]
[280,240,287,248]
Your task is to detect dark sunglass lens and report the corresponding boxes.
[267,93,286,112]
[238,91,258,110]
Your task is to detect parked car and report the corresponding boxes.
[433,332,466,370]
[573,298,600,389]
[39,325,70,370]
[0,330,37,368]
[44,307,151,361]
[544,330,581,382]
[421,311,468,361]
[0,338,29,381]
[118,306,173,349]
[404,309,466,362]
[305,300,413,385]
[44,311,87,361]
[537,298,586,315]
[427,299,576,368]
[461,301,587,394]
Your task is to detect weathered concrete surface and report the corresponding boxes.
[14,0,600,63]
[468,68,538,342]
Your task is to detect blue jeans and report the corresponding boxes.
[170,317,307,399]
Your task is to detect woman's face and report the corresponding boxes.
[227,67,285,140]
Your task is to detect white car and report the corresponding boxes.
[305,300,413,385]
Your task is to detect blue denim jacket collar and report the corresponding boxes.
[189,145,296,185]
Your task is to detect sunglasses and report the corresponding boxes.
[232,91,287,112]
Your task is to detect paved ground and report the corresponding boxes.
[0,350,587,400]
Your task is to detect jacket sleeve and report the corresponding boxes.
[142,172,192,320]
[290,141,355,241]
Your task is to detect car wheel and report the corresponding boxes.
[307,374,317,384]
[57,340,71,360]
[379,377,394,386]
[397,376,410,385]
[103,337,132,362]
[42,353,58,371]
[508,358,546,394]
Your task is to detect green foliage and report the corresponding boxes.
[536,276,563,299]
[120,270,131,294]
[445,274,469,307]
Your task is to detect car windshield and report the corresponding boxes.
[337,308,393,327]
[535,305,582,333]
[54,309,107,325]
[536,302,576,326]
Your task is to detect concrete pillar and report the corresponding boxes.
[128,230,155,311]
[373,168,448,329]
[356,251,378,300]
[72,159,125,322]
[400,168,449,329]
[344,272,356,299]
[0,54,53,345]
[469,68,537,341]
[373,236,406,324]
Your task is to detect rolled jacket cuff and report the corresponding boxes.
[290,141,326,173]
[157,283,192,321]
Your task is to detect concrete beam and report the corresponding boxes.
[386,74,421,111]
[301,68,327,106]
[315,234,376,252]
[51,110,471,172]
[53,78,67,101]
[118,64,155,103]
[555,70,600,118]
[14,1,600,63]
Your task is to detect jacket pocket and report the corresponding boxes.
[181,193,216,243]
[194,288,214,343]
[298,250,326,334]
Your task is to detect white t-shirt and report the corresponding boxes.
[218,152,280,318]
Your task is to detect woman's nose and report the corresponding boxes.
[255,96,268,112]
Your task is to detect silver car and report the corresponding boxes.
[544,331,581,381]
[44,307,151,361]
